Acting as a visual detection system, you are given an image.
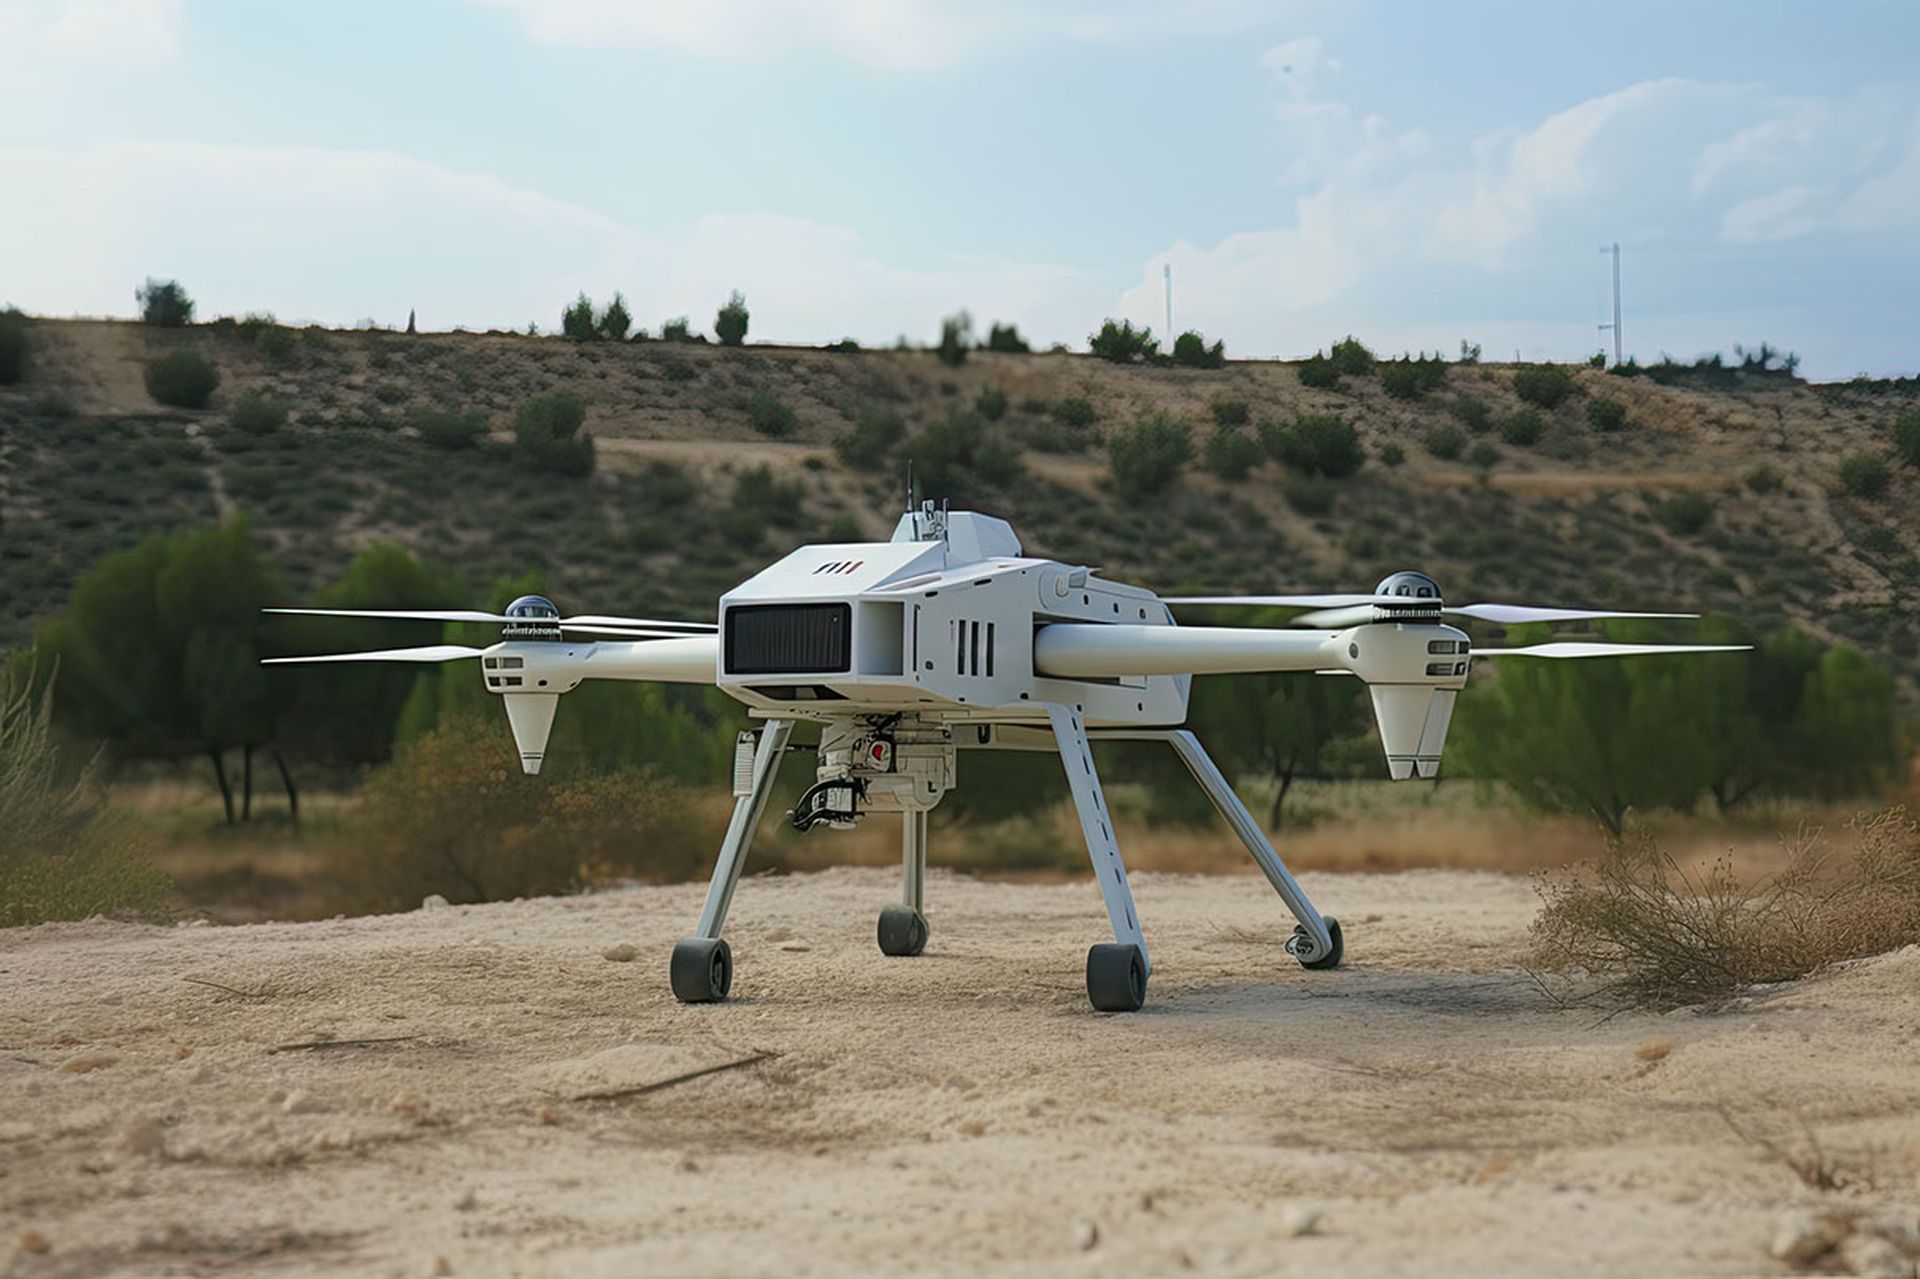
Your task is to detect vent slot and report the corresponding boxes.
[724,604,853,675]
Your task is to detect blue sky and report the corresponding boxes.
[2,0,1916,377]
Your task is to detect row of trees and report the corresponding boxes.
[559,290,750,346]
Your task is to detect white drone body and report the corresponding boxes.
[267,504,1740,1012]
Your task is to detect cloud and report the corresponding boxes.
[0,0,182,98]
[0,141,1095,342]
[470,0,1285,70]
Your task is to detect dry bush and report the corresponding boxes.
[1531,808,1920,1008]
[327,715,706,913]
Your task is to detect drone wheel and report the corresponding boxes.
[1292,917,1344,971]
[1085,943,1148,1012]
[670,937,733,1003]
[877,905,929,957]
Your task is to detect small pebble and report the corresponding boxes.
[429,1256,454,1277]
[535,1106,560,1126]
[1768,1208,1850,1265]
[421,894,450,911]
[282,1090,328,1115]
[454,1190,478,1212]
[776,940,811,952]
[1279,1205,1323,1238]
[119,1120,166,1157]
[389,1092,426,1118]
[19,1230,50,1254]
[59,1053,117,1074]
[600,944,638,963]
[1070,1219,1099,1251]
[1634,1037,1673,1062]
[957,1121,986,1138]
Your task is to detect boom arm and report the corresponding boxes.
[1033,624,1340,679]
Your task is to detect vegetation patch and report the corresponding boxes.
[145,350,221,408]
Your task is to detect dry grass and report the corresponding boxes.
[1531,808,1920,1008]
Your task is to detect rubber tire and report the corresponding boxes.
[877,905,930,957]
[1295,916,1344,971]
[670,937,733,1003]
[1086,943,1148,1012]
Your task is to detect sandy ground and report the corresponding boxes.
[3,867,1918,1278]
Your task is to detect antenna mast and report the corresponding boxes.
[1163,263,1173,340]
[1598,242,1622,366]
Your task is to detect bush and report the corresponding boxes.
[1108,415,1192,498]
[561,292,597,340]
[975,388,1008,421]
[137,277,194,326]
[1328,336,1374,377]
[1377,441,1405,467]
[1894,408,1920,468]
[1838,453,1890,497]
[1089,318,1156,364]
[1297,353,1339,389]
[1610,357,1644,378]
[1450,395,1492,433]
[1468,441,1500,471]
[1500,410,1545,447]
[937,312,972,368]
[983,322,1029,354]
[1587,397,1629,431]
[1209,399,1249,427]
[411,407,488,450]
[599,292,632,341]
[229,389,288,434]
[715,291,749,346]
[1514,364,1575,408]
[1425,423,1465,459]
[1170,330,1225,369]
[1051,396,1097,428]
[1260,413,1363,478]
[1654,492,1713,535]
[825,337,861,353]
[144,350,221,408]
[1203,425,1262,481]
[912,411,1023,498]
[0,308,29,384]
[745,390,797,437]
[834,407,906,463]
[1744,464,1783,494]
[657,356,697,382]
[722,465,807,547]
[659,316,697,343]
[1530,812,1920,1009]
[255,323,297,364]
[1381,355,1447,400]
[514,389,595,477]
[1283,475,1335,515]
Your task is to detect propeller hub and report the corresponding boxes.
[503,594,563,641]
[1371,571,1444,620]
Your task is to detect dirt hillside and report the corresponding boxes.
[3,867,1916,1277]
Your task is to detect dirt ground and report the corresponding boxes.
[3,867,1917,1278]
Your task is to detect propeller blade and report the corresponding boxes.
[561,625,715,638]
[1446,604,1697,625]
[262,645,484,664]
[1288,605,1379,629]
[1472,643,1750,659]
[1166,594,1391,609]
[561,614,717,632]
[265,608,513,623]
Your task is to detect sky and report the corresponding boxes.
[1,0,1916,379]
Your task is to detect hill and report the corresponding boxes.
[2,319,1916,687]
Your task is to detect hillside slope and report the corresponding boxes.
[2,320,1915,684]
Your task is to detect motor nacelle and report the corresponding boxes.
[1343,621,1471,780]
[791,716,955,831]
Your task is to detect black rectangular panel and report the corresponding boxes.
[725,604,852,675]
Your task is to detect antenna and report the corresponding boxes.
[1163,263,1173,340]
[905,459,915,514]
[1597,242,1622,366]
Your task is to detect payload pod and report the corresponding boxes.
[1368,685,1457,780]
[501,692,560,775]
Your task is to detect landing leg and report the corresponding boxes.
[670,718,793,1003]
[1166,730,1341,968]
[1044,704,1149,1011]
[877,810,930,957]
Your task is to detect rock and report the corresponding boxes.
[59,1052,117,1074]
[1840,1232,1913,1279]
[429,1256,454,1277]
[282,1090,328,1115]
[19,1230,50,1254]
[1279,1205,1323,1238]
[1768,1208,1851,1265]
[421,894,450,911]
[119,1120,166,1157]
[1633,1037,1673,1062]
[957,1121,986,1138]
[600,944,638,963]
[535,1106,560,1126]
[776,940,811,952]
[454,1189,478,1212]
[1070,1219,1099,1251]
[388,1092,426,1118]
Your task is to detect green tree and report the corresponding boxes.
[599,292,632,341]
[145,350,220,408]
[1327,336,1374,376]
[1089,319,1156,364]
[715,291,749,346]
[1203,424,1262,480]
[1260,413,1363,477]
[983,322,1029,354]
[911,410,1022,501]
[561,293,598,341]
[1170,330,1225,369]
[1189,667,1369,828]
[0,308,29,384]
[937,311,972,367]
[1513,365,1574,408]
[1108,415,1192,498]
[137,277,194,326]
[514,389,595,476]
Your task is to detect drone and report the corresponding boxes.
[265,502,1742,1012]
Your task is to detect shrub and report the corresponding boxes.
[1610,357,1644,378]
[1377,441,1405,467]
[1450,395,1492,433]
[1744,464,1783,494]
[715,291,749,346]
[1283,475,1335,515]
[1089,318,1156,364]
[1108,415,1192,498]
[722,465,807,547]
[913,411,1022,498]
[1297,353,1339,389]
[144,350,220,408]
[937,312,972,368]
[1209,399,1249,427]
[1170,330,1225,369]
[1529,811,1920,1009]
[657,356,697,382]
[514,389,595,477]
[1425,423,1465,459]
[1260,413,1363,478]
[1328,335,1374,376]
[1500,410,1545,447]
[983,322,1029,354]
[137,277,194,326]
[411,407,489,450]
[1514,364,1575,408]
[746,390,797,437]
[561,292,597,340]
[975,388,1008,421]
[1381,355,1447,400]
[835,407,905,463]
[1654,492,1713,535]
[229,389,288,434]
[1203,425,1262,481]
[824,513,862,541]
[599,292,632,341]
[1894,408,1920,468]
[1587,397,1629,431]
[1051,396,1097,428]
[825,337,861,353]
[660,316,697,343]
[1838,453,1890,497]
[1468,441,1500,471]
[0,308,28,384]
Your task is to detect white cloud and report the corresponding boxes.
[0,0,181,97]
[0,141,1096,342]
[471,0,1286,70]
